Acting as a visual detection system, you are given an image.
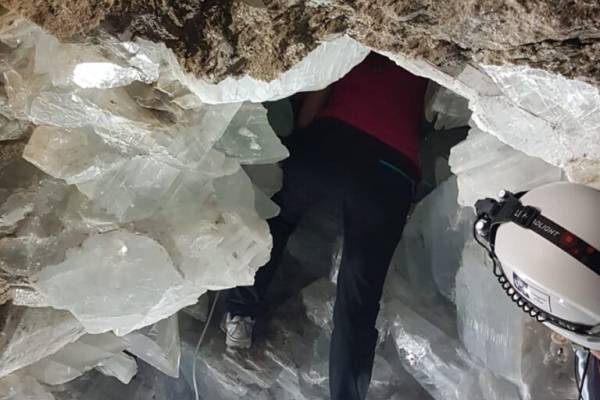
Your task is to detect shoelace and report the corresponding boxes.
[228,316,253,336]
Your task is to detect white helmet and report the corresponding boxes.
[474,182,600,351]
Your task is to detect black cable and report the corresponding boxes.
[473,221,600,333]
[473,222,553,323]
[472,223,499,275]
[476,223,593,400]
[474,202,597,400]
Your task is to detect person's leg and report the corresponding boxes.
[225,215,295,317]
[225,121,337,319]
[329,159,414,400]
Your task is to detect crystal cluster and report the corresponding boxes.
[449,127,563,207]
[161,175,576,400]
[0,5,596,399]
[0,10,371,396]
[384,51,600,194]
[0,12,290,394]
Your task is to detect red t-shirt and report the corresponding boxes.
[319,53,427,168]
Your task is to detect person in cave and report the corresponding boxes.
[223,52,428,400]
[579,350,600,400]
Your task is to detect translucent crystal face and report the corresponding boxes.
[449,128,563,207]
[0,5,597,398]
[0,15,286,339]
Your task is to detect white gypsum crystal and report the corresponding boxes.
[475,64,600,188]
[95,352,138,384]
[456,241,528,382]
[424,82,471,130]
[383,52,600,190]
[456,241,578,399]
[243,163,283,219]
[391,177,475,302]
[72,62,158,90]
[23,126,123,185]
[0,371,55,400]
[2,19,274,344]
[123,314,181,378]
[215,102,289,165]
[0,306,85,378]
[26,332,129,385]
[449,127,563,207]
[75,156,184,222]
[384,299,522,400]
[30,230,199,336]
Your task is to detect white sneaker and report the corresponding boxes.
[223,313,255,350]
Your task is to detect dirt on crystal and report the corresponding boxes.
[1,0,599,84]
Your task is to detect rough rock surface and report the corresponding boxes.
[0,1,114,40]
[2,0,599,84]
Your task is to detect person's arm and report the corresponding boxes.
[296,87,332,129]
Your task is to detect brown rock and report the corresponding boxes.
[1,0,599,84]
[0,0,115,39]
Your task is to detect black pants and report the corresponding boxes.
[226,118,415,400]
[579,351,600,400]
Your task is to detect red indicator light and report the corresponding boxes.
[586,246,596,255]
[561,233,575,246]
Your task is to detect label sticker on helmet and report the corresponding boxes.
[513,272,552,312]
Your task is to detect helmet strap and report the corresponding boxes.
[473,190,600,340]
[475,191,600,276]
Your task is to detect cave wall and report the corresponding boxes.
[2,0,599,84]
